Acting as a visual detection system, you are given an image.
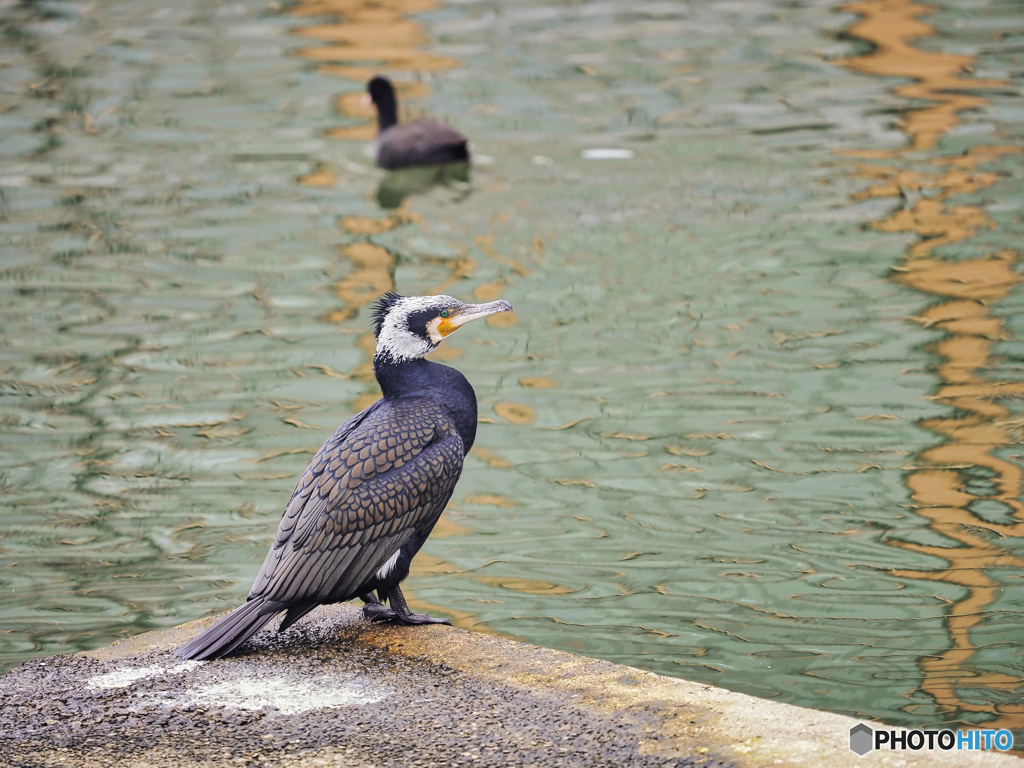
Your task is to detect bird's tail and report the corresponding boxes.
[174,598,279,660]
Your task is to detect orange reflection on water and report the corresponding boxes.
[840,0,1003,152]
[291,0,457,142]
[841,0,1024,734]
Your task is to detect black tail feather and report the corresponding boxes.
[277,599,321,635]
[174,599,280,660]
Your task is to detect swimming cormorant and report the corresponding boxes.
[175,293,512,660]
[367,76,470,170]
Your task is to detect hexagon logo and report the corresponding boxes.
[850,723,874,756]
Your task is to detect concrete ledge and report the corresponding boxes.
[1,605,1018,767]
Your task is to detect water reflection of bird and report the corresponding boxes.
[367,76,470,170]
[175,293,513,660]
[375,164,470,210]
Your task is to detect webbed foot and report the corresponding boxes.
[360,592,397,623]
[391,611,452,626]
[362,587,451,626]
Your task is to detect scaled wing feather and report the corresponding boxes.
[248,398,464,609]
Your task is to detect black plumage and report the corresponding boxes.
[175,293,512,660]
[368,76,470,170]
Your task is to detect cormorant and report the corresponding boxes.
[175,293,512,660]
[367,76,470,170]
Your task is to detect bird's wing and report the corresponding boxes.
[248,397,464,606]
[403,120,467,149]
[378,120,468,168]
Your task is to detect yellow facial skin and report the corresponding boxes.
[425,300,513,345]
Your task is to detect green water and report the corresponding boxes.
[2,0,1023,740]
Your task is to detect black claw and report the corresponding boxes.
[365,586,452,626]
[362,602,397,623]
[361,603,450,626]
[396,613,452,626]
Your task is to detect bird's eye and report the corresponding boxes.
[440,309,451,319]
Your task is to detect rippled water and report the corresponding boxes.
[1,0,1023,742]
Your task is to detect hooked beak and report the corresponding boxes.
[438,300,513,337]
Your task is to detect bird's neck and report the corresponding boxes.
[375,93,399,132]
[373,356,478,451]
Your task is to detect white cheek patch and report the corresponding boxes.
[376,298,435,363]
[376,325,433,363]
[425,317,445,345]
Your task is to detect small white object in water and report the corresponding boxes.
[581,148,634,160]
[474,154,494,165]
[532,155,554,165]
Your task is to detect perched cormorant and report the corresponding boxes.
[175,293,512,660]
[367,76,470,170]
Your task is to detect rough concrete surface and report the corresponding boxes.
[1,605,1018,767]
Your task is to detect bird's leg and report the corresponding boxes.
[360,587,451,625]
[381,586,452,626]
[360,592,397,623]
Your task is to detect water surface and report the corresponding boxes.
[1,0,1023,742]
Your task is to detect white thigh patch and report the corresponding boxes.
[375,550,402,581]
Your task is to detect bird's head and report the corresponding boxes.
[366,76,399,131]
[371,293,513,364]
[366,76,396,108]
